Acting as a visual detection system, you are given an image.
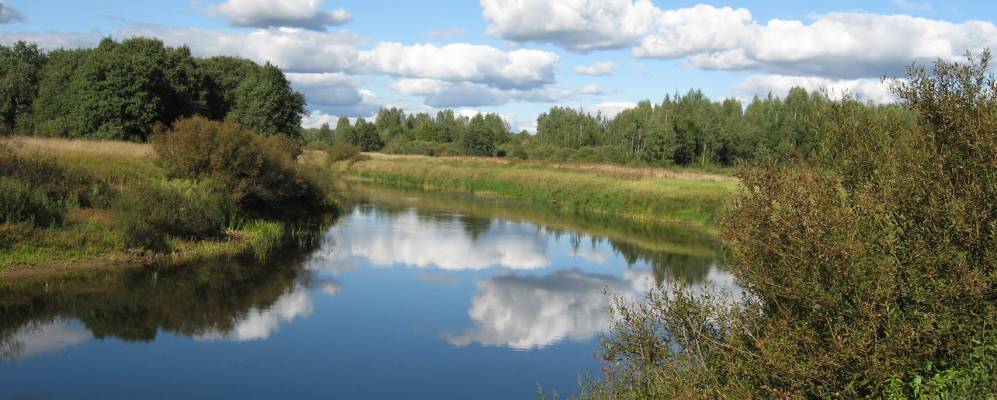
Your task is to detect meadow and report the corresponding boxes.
[0,125,332,278]
[336,153,740,234]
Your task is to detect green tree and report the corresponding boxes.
[334,116,354,144]
[230,62,306,137]
[198,56,260,120]
[351,117,383,151]
[0,42,46,133]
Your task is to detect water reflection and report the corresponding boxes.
[0,184,739,400]
[1,319,91,361]
[310,209,551,271]
[446,270,631,350]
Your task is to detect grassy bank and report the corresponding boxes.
[337,153,739,233]
[0,131,335,278]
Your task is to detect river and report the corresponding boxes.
[0,185,738,399]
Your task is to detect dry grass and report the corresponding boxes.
[1,136,154,159]
[362,152,737,182]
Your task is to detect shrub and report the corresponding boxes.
[153,116,328,213]
[113,180,231,251]
[383,139,440,156]
[585,52,997,398]
[326,142,361,162]
[567,146,601,163]
[435,143,461,157]
[0,176,64,226]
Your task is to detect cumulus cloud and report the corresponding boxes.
[574,61,616,76]
[481,0,657,52]
[734,75,899,105]
[212,0,350,30]
[0,1,22,23]
[307,209,551,271]
[447,266,741,349]
[482,1,997,80]
[447,270,626,349]
[120,25,360,73]
[391,78,601,108]
[197,287,314,342]
[588,101,636,118]
[358,42,558,90]
[1,319,91,361]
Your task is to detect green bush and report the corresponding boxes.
[0,176,64,226]
[584,52,997,399]
[435,143,461,157]
[383,139,440,156]
[113,180,232,251]
[567,146,601,163]
[153,116,328,213]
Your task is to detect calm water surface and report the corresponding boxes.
[0,186,738,399]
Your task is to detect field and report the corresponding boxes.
[337,153,740,233]
[0,137,289,278]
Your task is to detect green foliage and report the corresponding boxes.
[229,63,306,137]
[458,114,507,156]
[383,138,449,156]
[197,56,259,120]
[0,176,64,226]
[350,117,384,151]
[375,107,408,142]
[112,180,231,251]
[10,38,301,140]
[584,52,997,398]
[0,42,46,133]
[153,116,326,212]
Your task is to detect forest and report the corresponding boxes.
[0,38,304,141]
[305,88,910,169]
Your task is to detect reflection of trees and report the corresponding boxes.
[0,253,308,351]
[0,216,334,359]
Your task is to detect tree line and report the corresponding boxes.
[307,89,910,168]
[0,38,305,141]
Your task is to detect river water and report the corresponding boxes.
[0,185,738,399]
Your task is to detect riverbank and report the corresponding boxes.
[336,153,739,233]
[0,134,335,278]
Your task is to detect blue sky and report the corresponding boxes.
[1,0,995,130]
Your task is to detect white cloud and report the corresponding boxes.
[119,25,360,73]
[482,1,997,80]
[574,60,616,76]
[358,42,558,90]
[287,72,363,107]
[0,1,22,23]
[481,0,657,52]
[212,0,350,30]
[447,270,626,349]
[589,101,636,118]
[197,287,314,342]
[1,319,91,361]
[308,209,551,271]
[447,266,742,349]
[734,75,898,104]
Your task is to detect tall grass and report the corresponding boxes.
[339,155,738,232]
